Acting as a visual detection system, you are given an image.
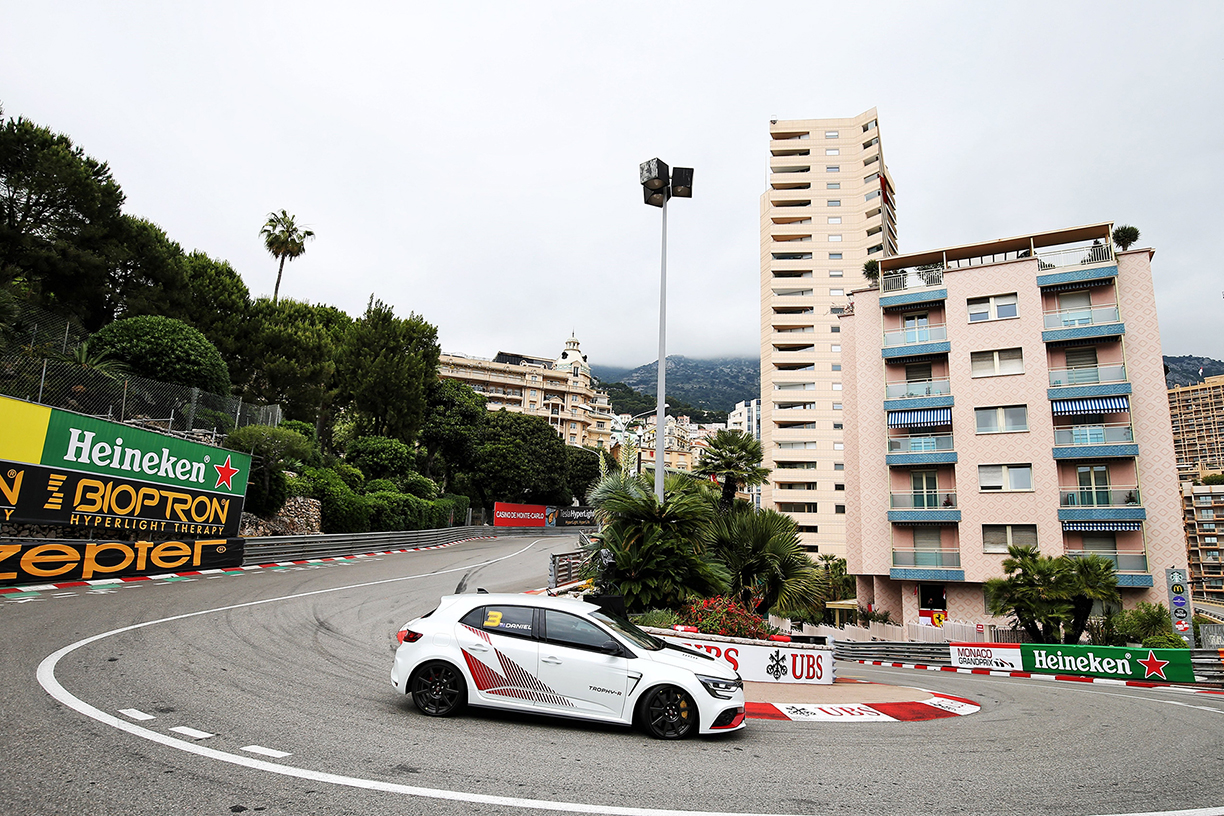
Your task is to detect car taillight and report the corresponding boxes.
[397,626,423,644]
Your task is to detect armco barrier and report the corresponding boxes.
[242,525,589,563]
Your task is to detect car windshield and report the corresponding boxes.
[590,609,664,651]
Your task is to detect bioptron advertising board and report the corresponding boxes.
[0,396,250,584]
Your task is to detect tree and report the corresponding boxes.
[694,429,770,512]
[54,339,130,379]
[469,411,570,511]
[0,112,125,329]
[1063,555,1121,645]
[260,210,314,304]
[242,298,351,426]
[705,507,822,615]
[564,446,603,505]
[335,297,439,443]
[418,378,486,489]
[862,258,879,285]
[1112,225,1140,252]
[103,215,190,324]
[984,545,1074,643]
[181,251,252,387]
[346,435,414,480]
[90,314,230,393]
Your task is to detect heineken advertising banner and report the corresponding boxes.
[950,642,1196,684]
[0,537,244,584]
[0,396,250,537]
[492,502,596,528]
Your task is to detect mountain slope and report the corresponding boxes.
[591,356,759,412]
[1165,355,1224,388]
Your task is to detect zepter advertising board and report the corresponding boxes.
[0,395,250,538]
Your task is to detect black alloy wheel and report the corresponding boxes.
[410,662,467,717]
[641,685,697,739]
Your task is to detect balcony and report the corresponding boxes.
[1052,422,1138,459]
[1064,549,1148,573]
[884,378,954,411]
[1058,485,1146,522]
[892,548,962,568]
[1047,364,1131,400]
[888,491,960,524]
[879,268,947,311]
[1042,304,1124,343]
[1035,243,1117,289]
[886,434,957,466]
[881,323,950,359]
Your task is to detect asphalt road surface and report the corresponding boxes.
[3,533,1223,816]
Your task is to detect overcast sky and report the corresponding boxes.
[3,2,1221,368]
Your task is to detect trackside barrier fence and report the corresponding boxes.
[549,550,587,589]
[242,525,588,564]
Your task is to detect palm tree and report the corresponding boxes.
[983,545,1074,643]
[1063,555,1120,644]
[705,507,822,615]
[56,340,130,379]
[260,210,315,304]
[694,429,770,512]
[1112,225,1140,252]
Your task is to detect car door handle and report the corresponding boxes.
[541,656,562,665]
[467,642,490,652]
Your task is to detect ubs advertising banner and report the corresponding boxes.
[658,632,835,684]
[492,502,596,528]
[950,642,1196,684]
[0,396,250,537]
[0,537,244,585]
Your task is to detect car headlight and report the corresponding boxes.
[696,674,742,700]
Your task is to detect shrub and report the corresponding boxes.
[1142,633,1188,650]
[632,609,680,628]
[331,461,365,492]
[304,466,370,533]
[435,493,469,526]
[195,407,235,434]
[346,435,413,480]
[676,596,778,640]
[285,474,314,498]
[90,315,230,393]
[279,419,317,446]
[857,606,892,626]
[1114,602,1173,642]
[363,478,398,494]
[396,471,439,500]
[244,469,288,517]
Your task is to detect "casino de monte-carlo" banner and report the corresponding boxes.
[0,395,250,539]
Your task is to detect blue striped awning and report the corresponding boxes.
[1061,521,1143,532]
[1051,396,1130,416]
[887,407,952,428]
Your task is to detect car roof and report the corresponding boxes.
[441,592,600,614]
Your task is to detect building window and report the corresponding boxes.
[833,442,844,450]
[832,403,843,410]
[835,504,846,514]
[967,293,1019,322]
[829,253,843,260]
[1206,536,1219,544]
[825,148,840,156]
[778,502,819,513]
[834,463,845,471]
[979,464,1033,492]
[832,364,842,371]
[825,130,839,138]
[570,421,577,429]
[830,289,844,296]
[798,526,819,534]
[828,200,841,207]
[983,524,1037,553]
[832,383,843,391]
[828,217,842,224]
[569,435,577,443]
[831,326,841,334]
[975,405,1028,433]
[971,348,1024,377]
[865,190,881,202]
[829,269,844,277]
[863,119,877,132]
[831,344,841,352]
[778,441,819,449]
[826,166,840,173]
[835,483,845,490]
[596,421,605,429]
[530,389,537,396]
[827,182,840,190]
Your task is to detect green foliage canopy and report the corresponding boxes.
[90,314,230,393]
[242,298,351,424]
[470,410,570,510]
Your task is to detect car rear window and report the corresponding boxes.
[460,605,535,639]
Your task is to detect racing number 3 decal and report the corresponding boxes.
[483,610,503,628]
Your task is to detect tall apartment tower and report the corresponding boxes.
[1168,375,1224,481]
[842,223,1183,627]
[759,109,897,555]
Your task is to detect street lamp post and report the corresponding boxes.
[640,159,692,503]
[623,405,668,476]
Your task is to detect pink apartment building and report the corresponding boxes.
[842,223,1185,628]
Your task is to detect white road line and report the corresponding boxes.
[119,708,155,721]
[169,726,214,739]
[241,745,292,759]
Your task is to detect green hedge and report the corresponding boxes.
[292,468,468,532]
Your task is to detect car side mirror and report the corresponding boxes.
[599,640,622,656]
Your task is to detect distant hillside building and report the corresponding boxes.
[1168,375,1224,481]
[1182,483,1224,602]
[438,336,614,450]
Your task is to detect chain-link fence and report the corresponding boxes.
[1,298,89,356]
[0,355,280,441]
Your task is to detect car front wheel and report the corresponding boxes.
[640,685,698,739]
[409,661,467,717]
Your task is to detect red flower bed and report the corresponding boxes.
[675,596,778,640]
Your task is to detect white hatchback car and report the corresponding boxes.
[391,593,746,739]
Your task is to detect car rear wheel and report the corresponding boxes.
[640,685,698,739]
[409,661,467,717]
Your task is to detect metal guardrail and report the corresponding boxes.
[242,525,588,563]
[549,550,588,589]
